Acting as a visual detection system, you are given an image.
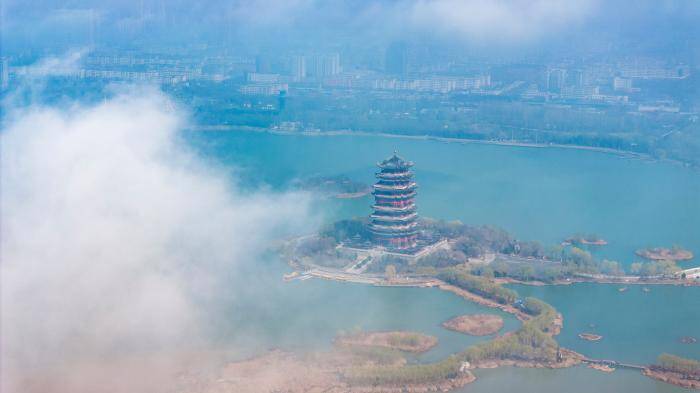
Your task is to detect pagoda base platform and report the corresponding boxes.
[339,237,449,259]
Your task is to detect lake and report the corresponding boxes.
[187,130,700,392]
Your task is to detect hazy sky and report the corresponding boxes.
[2,0,698,60]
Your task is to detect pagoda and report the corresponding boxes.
[369,152,419,250]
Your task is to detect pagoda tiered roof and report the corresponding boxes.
[377,152,414,169]
[372,182,417,191]
[370,222,419,233]
[370,212,418,222]
[372,204,416,213]
[376,170,413,179]
[372,190,417,199]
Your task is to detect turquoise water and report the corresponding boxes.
[219,260,520,363]
[511,283,700,365]
[189,131,700,267]
[186,130,700,391]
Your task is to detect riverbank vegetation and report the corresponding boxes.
[563,234,607,246]
[343,355,466,386]
[438,269,517,304]
[654,354,700,376]
[645,354,700,389]
[636,247,694,261]
[420,219,629,282]
[337,345,407,367]
[460,296,560,365]
[336,331,438,353]
[442,314,504,336]
[175,79,700,169]
[630,259,680,277]
[343,281,565,387]
[292,175,369,198]
[292,217,693,285]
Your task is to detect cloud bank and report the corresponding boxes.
[22,48,88,77]
[4,0,698,52]
[0,87,312,392]
[218,0,600,44]
[406,0,599,43]
[0,0,610,48]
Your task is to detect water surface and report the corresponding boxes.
[187,130,700,392]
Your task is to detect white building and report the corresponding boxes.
[246,72,280,83]
[240,83,288,96]
[613,77,633,91]
[290,55,306,81]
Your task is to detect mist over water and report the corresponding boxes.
[0,88,314,392]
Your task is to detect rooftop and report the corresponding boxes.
[377,151,414,169]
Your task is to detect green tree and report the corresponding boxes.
[385,264,397,280]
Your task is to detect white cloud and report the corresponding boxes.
[220,0,599,44]
[226,0,316,28]
[22,48,88,78]
[0,87,312,392]
[406,0,599,43]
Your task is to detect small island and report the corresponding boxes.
[636,247,694,261]
[335,331,438,353]
[563,234,608,246]
[442,314,504,336]
[679,336,697,344]
[292,174,370,199]
[578,333,603,341]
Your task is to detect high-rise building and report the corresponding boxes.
[369,152,419,250]
[385,42,408,75]
[323,53,341,76]
[290,55,306,81]
[546,68,567,92]
[567,69,585,87]
[255,55,271,73]
[307,53,340,78]
[1,59,8,90]
[88,8,99,47]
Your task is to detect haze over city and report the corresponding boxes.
[1,1,699,393]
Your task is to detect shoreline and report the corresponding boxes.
[495,275,700,287]
[190,125,697,170]
[290,267,698,390]
[643,368,700,389]
[436,283,532,322]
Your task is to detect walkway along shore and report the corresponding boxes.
[496,273,700,287]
